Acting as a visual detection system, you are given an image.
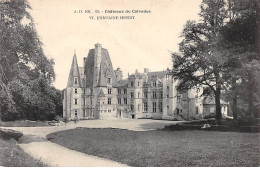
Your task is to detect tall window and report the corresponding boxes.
[74,77,78,85]
[196,107,199,114]
[75,99,78,105]
[153,81,156,86]
[143,102,148,112]
[108,98,111,105]
[108,88,112,94]
[160,91,163,98]
[152,102,157,112]
[75,110,78,116]
[138,82,140,87]
[124,98,127,105]
[138,92,140,98]
[118,89,121,94]
[177,96,181,103]
[152,91,157,99]
[107,78,111,83]
[118,98,121,104]
[130,92,134,99]
[144,91,148,99]
[159,102,163,112]
[75,88,78,94]
[138,104,140,111]
[124,89,127,94]
[130,81,134,87]
[130,104,134,111]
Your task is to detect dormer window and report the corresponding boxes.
[75,89,78,94]
[130,81,134,87]
[153,81,156,86]
[74,77,78,85]
[107,78,111,84]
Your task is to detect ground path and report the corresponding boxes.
[3,119,182,167]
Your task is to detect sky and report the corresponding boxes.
[28,0,202,90]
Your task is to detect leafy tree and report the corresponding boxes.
[0,0,61,121]
[172,0,227,124]
[220,0,260,120]
[172,0,260,124]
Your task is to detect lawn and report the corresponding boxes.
[0,121,49,127]
[47,128,259,167]
[0,138,46,167]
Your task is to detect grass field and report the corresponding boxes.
[47,128,259,167]
[0,138,46,167]
[0,121,49,127]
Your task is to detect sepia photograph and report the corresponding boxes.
[0,0,259,167]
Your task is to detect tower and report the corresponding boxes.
[63,52,82,119]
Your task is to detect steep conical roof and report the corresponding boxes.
[84,46,118,87]
[67,52,81,87]
[98,89,106,98]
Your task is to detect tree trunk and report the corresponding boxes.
[232,78,238,120]
[215,87,222,125]
[248,72,254,118]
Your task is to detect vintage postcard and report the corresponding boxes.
[0,0,259,167]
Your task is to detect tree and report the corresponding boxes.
[0,0,61,121]
[172,0,260,124]
[219,0,259,120]
[172,0,227,124]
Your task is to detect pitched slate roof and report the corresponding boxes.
[67,53,81,87]
[146,71,165,83]
[84,47,118,87]
[117,79,128,87]
[203,97,228,105]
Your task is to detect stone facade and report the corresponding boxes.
[63,43,204,120]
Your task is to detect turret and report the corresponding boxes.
[67,51,81,87]
[93,43,102,87]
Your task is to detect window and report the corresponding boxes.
[143,102,148,112]
[196,107,199,114]
[75,99,78,105]
[160,91,163,98]
[152,102,157,112]
[210,107,214,113]
[138,92,140,98]
[107,78,111,83]
[153,81,157,86]
[152,91,157,99]
[144,91,148,99]
[108,109,111,113]
[130,104,134,111]
[118,98,121,104]
[177,96,181,102]
[75,110,78,116]
[108,88,112,94]
[167,105,169,110]
[124,89,127,94]
[75,88,77,94]
[138,82,139,87]
[108,98,111,105]
[167,86,169,90]
[166,94,169,98]
[118,89,121,94]
[124,98,127,105]
[176,108,179,115]
[131,92,134,99]
[130,81,134,87]
[138,104,140,111]
[74,77,78,84]
[159,102,163,112]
